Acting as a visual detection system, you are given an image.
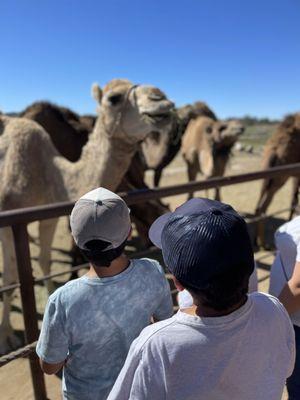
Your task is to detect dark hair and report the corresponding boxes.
[80,239,127,267]
[179,264,250,311]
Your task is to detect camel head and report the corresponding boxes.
[92,79,174,143]
[215,119,244,148]
[141,101,217,170]
[197,117,244,178]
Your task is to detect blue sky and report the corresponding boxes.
[1,0,300,119]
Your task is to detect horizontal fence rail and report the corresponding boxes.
[0,162,299,226]
[0,341,37,368]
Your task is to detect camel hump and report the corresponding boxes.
[1,116,56,154]
[193,101,217,120]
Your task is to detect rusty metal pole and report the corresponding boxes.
[12,224,47,400]
[257,217,266,248]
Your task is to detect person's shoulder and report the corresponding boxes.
[132,257,165,275]
[276,216,300,242]
[47,277,86,305]
[279,216,300,234]
[250,291,281,304]
[249,291,282,307]
[249,292,291,322]
[130,315,178,354]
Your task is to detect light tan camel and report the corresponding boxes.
[181,116,244,200]
[141,101,217,186]
[21,101,168,248]
[255,113,300,217]
[0,79,174,353]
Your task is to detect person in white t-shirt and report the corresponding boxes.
[108,198,295,400]
[269,215,300,399]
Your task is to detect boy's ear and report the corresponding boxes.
[127,226,133,240]
[172,276,185,292]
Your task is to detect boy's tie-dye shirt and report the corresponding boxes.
[36,258,173,400]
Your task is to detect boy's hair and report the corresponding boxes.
[80,239,127,267]
[180,264,250,311]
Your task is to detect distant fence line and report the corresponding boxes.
[0,162,300,400]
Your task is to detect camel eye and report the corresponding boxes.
[219,124,227,132]
[206,126,212,134]
[108,94,123,105]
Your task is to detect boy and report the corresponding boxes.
[36,187,173,400]
[108,198,295,400]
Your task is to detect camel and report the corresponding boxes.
[21,101,168,247]
[0,79,174,353]
[141,101,217,186]
[181,116,244,200]
[255,113,300,218]
[20,101,91,162]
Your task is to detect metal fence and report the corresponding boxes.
[0,162,300,400]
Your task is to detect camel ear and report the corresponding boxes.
[91,83,103,104]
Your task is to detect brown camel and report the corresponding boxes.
[141,101,217,186]
[0,79,174,353]
[181,116,244,200]
[21,102,90,161]
[255,113,300,218]
[21,101,168,246]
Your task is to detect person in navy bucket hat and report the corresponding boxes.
[149,198,255,294]
[108,198,295,400]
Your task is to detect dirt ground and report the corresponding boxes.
[0,149,292,399]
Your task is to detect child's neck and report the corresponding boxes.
[85,254,130,278]
[182,295,247,318]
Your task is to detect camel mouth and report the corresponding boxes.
[230,126,244,136]
[142,112,172,124]
[140,99,174,125]
[229,126,245,136]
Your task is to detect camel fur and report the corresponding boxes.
[0,79,174,353]
[181,116,244,200]
[255,113,300,217]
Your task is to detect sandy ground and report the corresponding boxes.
[0,150,292,399]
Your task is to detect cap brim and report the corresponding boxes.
[149,212,172,249]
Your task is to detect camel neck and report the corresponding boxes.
[57,117,138,199]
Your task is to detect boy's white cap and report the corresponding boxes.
[70,187,131,250]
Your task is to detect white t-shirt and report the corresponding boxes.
[178,265,258,309]
[269,216,300,326]
[108,293,295,400]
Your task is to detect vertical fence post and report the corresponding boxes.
[257,217,266,248]
[12,224,47,400]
